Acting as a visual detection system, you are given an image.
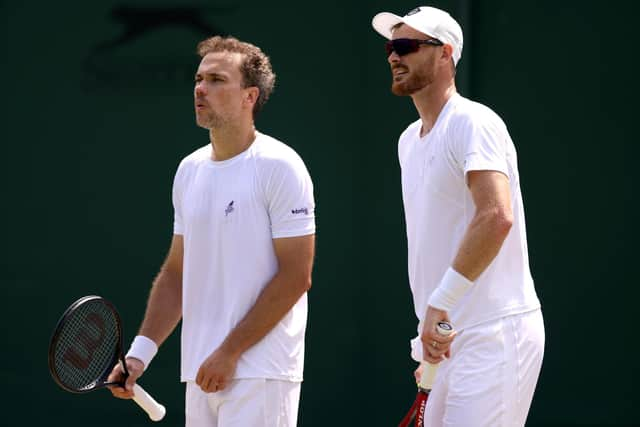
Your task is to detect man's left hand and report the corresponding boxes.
[195,347,239,393]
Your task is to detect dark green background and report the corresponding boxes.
[2,0,637,425]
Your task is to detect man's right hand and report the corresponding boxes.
[107,357,145,399]
[421,306,456,364]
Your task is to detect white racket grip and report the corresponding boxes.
[418,321,454,390]
[132,383,166,421]
[419,363,440,390]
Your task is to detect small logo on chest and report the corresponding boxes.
[225,200,234,216]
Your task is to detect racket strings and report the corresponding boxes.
[52,300,120,391]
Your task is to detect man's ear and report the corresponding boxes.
[441,44,453,64]
[244,87,260,109]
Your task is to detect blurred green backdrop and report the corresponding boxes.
[1,0,637,425]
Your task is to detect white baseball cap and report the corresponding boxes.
[372,6,464,66]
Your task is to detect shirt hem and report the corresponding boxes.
[181,374,303,383]
[454,303,541,333]
[272,228,316,239]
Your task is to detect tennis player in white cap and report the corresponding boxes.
[372,6,544,426]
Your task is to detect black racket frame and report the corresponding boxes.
[48,295,131,393]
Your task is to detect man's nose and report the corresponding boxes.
[194,81,206,97]
[387,50,400,65]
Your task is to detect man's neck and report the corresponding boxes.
[209,122,256,161]
[412,80,457,138]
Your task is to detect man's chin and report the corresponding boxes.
[391,83,414,96]
[196,117,218,130]
[195,120,210,129]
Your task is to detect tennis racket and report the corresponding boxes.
[48,295,166,421]
[398,321,453,427]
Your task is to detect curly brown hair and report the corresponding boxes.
[197,36,276,118]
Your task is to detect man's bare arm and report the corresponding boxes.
[195,234,315,392]
[219,234,314,358]
[108,234,183,398]
[452,170,514,280]
[423,170,513,363]
[138,234,184,345]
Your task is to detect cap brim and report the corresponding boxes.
[371,12,403,39]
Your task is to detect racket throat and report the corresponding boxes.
[398,390,430,427]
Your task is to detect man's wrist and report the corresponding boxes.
[427,267,474,312]
[217,339,243,361]
[126,335,158,370]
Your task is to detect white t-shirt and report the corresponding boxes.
[172,131,315,382]
[398,94,541,362]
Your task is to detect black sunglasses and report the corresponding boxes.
[385,38,444,56]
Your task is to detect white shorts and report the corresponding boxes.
[424,309,545,427]
[185,379,301,427]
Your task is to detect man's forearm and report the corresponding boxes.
[452,207,512,281]
[217,271,311,359]
[138,268,183,346]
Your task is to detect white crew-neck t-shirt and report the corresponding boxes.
[398,94,541,361]
[172,131,315,382]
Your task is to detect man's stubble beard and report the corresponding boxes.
[391,56,436,96]
[391,69,433,96]
[196,111,226,130]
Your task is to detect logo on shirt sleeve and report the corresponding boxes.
[291,207,309,215]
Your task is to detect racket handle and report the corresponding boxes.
[132,383,166,421]
[418,321,454,390]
